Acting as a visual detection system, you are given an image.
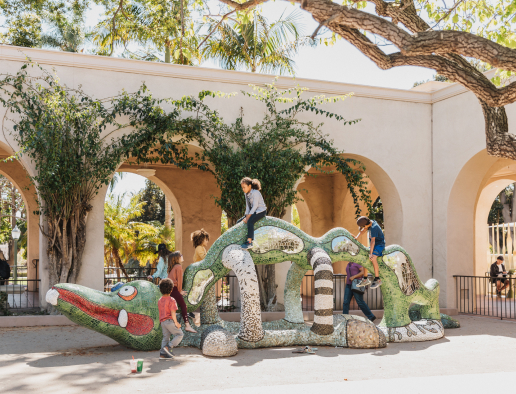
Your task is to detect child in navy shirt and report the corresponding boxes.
[354,216,385,289]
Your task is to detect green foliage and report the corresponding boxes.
[413,73,451,87]
[0,176,26,246]
[203,10,311,74]
[0,0,89,50]
[488,184,514,225]
[131,78,371,221]
[0,61,182,285]
[40,1,91,52]
[370,197,384,230]
[0,12,42,47]
[291,204,300,228]
[93,0,203,63]
[133,179,168,224]
[104,193,173,271]
[221,211,229,234]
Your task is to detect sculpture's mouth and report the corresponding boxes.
[47,287,154,336]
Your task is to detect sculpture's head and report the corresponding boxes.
[46,281,162,350]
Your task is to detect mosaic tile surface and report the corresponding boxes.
[409,304,460,329]
[46,216,453,351]
[184,217,441,328]
[200,325,238,357]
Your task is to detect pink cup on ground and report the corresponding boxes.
[130,359,137,373]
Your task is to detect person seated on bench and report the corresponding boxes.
[490,256,511,297]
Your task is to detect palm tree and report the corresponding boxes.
[93,0,201,64]
[108,172,125,193]
[104,194,161,280]
[41,4,90,53]
[202,10,309,75]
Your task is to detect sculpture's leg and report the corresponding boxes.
[200,286,222,325]
[307,247,334,335]
[418,279,441,320]
[284,262,308,324]
[222,245,265,342]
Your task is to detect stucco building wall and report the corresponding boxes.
[0,45,511,308]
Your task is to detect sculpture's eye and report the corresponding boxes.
[118,286,137,301]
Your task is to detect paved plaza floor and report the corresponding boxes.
[1,316,515,394]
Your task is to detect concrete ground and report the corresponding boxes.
[1,316,516,394]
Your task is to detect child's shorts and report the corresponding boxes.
[372,245,385,257]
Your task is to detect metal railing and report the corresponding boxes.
[101,269,384,312]
[211,273,384,312]
[302,274,383,312]
[104,267,157,292]
[454,275,516,320]
[0,278,41,313]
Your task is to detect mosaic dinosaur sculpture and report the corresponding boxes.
[46,217,459,353]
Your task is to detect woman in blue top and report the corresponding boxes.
[354,216,384,289]
[147,243,170,282]
[238,177,267,249]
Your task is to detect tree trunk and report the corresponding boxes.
[113,248,129,280]
[480,101,516,159]
[165,196,172,229]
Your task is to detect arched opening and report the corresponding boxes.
[296,155,403,312]
[446,149,516,311]
[103,171,178,290]
[0,142,40,310]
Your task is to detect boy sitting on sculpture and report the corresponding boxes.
[354,216,384,289]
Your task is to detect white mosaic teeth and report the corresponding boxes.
[118,309,128,328]
[45,288,60,306]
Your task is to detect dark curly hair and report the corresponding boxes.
[191,228,210,248]
[159,278,174,295]
[241,177,261,191]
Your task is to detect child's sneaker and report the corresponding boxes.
[356,278,371,288]
[370,279,382,289]
[185,324,197,333]
[160,346,173,359]
[240,241,253,249]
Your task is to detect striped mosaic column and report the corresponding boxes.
[307,247,334,335]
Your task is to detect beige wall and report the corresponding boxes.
[1,46,514,308]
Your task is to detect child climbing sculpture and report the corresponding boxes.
[238,177,267,249]
[355,216,384,289]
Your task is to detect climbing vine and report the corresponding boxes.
[0,62,181,291]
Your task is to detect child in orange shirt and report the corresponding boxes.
[167,251,197,333]
[158,278,183,359]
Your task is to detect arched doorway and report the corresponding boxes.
[0,142,40,309]
[103,171,179,290]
